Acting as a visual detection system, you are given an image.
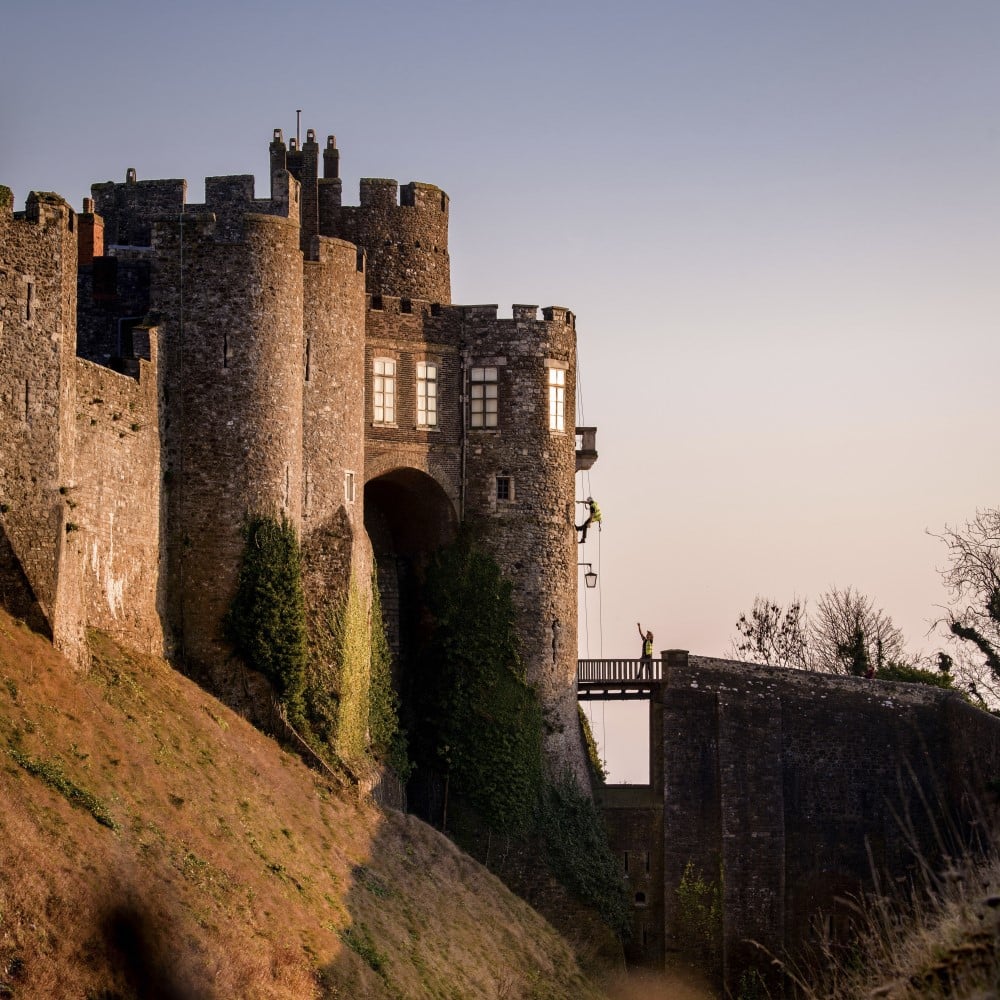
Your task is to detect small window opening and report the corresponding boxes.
[305,338,311,381]
[645,852,651,875]
[496,476,511,502]
[400,298,412,314]
[345,470,356,504]
[371,294,383,311]
[223,333,230,369]
[634,892,647,908]
[24,380,30,423]
[623,851,630,875]
[26,282,33,322]
[284,465,290,510]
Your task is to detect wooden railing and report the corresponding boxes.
[577,658,663,683]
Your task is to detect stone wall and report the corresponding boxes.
[651,654,1000,992]
[70,327,163,654]
[0,190,82,657]
[92,174,186,247]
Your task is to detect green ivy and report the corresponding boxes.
[536,772,630,937]
[675,860,722,969]
[408,535,542,833]
[226,515,307,724]
[368,573,410,778]
[578,705,607,784]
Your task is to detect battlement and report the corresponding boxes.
[542,306,575,328]
[11,190,76,231]
[447,304,576,328]
[366,292,435,317]
[92,172,186,247]
[358,178,448,213]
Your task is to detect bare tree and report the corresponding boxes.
[733,596,812,670]
[935,508,1000,684]
[811,587,906,675]
[733,587,907,675]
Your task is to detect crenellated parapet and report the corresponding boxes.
[92,171,186,248]
[332,177,451,303]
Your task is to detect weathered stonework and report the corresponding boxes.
[597,654,1000,990]
[0,127,593,782]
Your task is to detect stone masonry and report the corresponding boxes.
[0,128,594,781]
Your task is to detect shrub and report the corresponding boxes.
[226,514,308,724]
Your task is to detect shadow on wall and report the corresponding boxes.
[0,524,51,639]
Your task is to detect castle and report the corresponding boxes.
[0,126,597,779]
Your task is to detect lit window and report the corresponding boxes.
[417,362,438,428]
[496,476,512,502]
[470,366,498,428]
[373,358,395,424]
[345,470,356,504]
[548,367,565,431]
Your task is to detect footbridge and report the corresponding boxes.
[577,657,663,700]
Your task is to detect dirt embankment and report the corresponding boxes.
[0,611,611,999]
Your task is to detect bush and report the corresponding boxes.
[876,663,954,689]
[226,515,308,724]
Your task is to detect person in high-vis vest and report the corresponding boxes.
[576,497,602,544]
[637,622,654,678]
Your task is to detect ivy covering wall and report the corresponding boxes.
[407,534,629,935]
[227,515,405,775]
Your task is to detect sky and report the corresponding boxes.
[3,0,999,780]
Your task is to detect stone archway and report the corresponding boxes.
[363,467,457,677]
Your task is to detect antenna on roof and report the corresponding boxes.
[296,110,302,147]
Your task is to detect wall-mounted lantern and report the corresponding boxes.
[578,562,598,589]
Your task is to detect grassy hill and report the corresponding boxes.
[0,610,613,999]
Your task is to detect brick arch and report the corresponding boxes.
[363,467,457,559]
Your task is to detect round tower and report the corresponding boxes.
[301,234,369,611]
[459,304,584,780]
[153,210,305,673]
[352,178,451,303]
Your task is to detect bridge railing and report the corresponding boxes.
[577,658,663,683]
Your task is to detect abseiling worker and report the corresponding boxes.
[576,497,602,544]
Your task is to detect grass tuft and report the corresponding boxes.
[8,747,119,831]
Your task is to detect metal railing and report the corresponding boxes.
[577,658,663,683]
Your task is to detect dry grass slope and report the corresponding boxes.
[0,610,606,999]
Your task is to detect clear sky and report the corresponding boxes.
[3,0,999,780]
